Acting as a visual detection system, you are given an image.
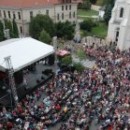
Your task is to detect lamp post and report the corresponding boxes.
[53,36,58,74]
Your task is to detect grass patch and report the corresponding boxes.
[78,9,98,16]
[80,22,108,38]
[91,22,108,38]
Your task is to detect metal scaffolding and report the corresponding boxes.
[4,56,18,106]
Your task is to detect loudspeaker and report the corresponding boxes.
[14,71,23,84]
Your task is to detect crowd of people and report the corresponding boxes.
[0,41,130,130]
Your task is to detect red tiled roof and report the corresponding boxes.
[0,0,60,8]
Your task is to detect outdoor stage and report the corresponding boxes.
[0,37,55,107]
[0,63,54,107]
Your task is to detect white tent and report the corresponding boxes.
[0,37,54,72]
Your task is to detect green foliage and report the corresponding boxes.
[103,0,115,24]
[55,21,74,40]
[29,14,55,39]
[39,29,51,44]
[4,19,13,38]
[12,19,19,38]
[0,20,4,41]
[73,62,85,72]
[79,0,91,10]
[103,0,115,6]
[61,55,72,65]
[78,9,98,17]
[91,22,107,38]
[76,49,86,61]
[81,22,107,38]
[80,19,96,32]
[104,4,113,24]
[90,0,97,4]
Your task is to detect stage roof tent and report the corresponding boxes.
[0,37,54,72]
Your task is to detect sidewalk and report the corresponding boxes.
[91,5,101,11]
[72,55,95,69]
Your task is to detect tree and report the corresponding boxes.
[55,22,64,38]
[0,20,4,41]
[73,62,85,72]
[4,19,14,38]
[103,0,115,24]
[61,55,72,65]
[80,19,96,32]
[76,49,86,61]
[12,19,19,38]
[78,0,91,10]
[39,29,51,44]
[29,14,55,39]
[55,21,74,40]
[90,0,97,4]
[103,0,115,7]
[104,4,113,24]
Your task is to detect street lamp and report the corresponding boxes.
[53,36,58,74]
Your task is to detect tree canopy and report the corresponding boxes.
[39,29,51,44]
[4,19,19,38]
[12,19,19,38]
[103,0,115,24]
[29,14,55,39]
[4,19,13,38]
[90,0,97,4]
[0,20,4,41]
[80,19,96,32]
[78,0,91,10]
[55,21,74,40]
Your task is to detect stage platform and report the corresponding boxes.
[0,63,54,107]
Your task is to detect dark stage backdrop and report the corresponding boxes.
[14,71,23,85]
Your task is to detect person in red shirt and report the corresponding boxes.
[55,104,61,111]
[7,121,14,130]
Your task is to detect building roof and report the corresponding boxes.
[0,37,54,72]
[0,0,60,8]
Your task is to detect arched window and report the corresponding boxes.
[120,8,124,18]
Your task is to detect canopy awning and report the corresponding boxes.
[56,49,70,57]
[0,37,54,72]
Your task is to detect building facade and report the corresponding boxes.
[107,0,130,50]
[0,0,78,37]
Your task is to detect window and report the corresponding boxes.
[73,12,75,18]
[69,5,71,10]
[30,11,33,19]
[62,13,64,20]
[69,12,71,18]
[62,5,64,11]
[20,26,23,33]
[66,5,68,10]
[46,10,49,15]
[3,11,6,18]
[120,8,124,18]
[57,13,60,20]
[13,12,16,19]
[8,11,11,18]
[18,12,21,19]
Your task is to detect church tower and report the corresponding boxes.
[107,0,130,50]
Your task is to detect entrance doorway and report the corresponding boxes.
[115,28,120,42]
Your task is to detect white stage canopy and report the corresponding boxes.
[0,37,54,72]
